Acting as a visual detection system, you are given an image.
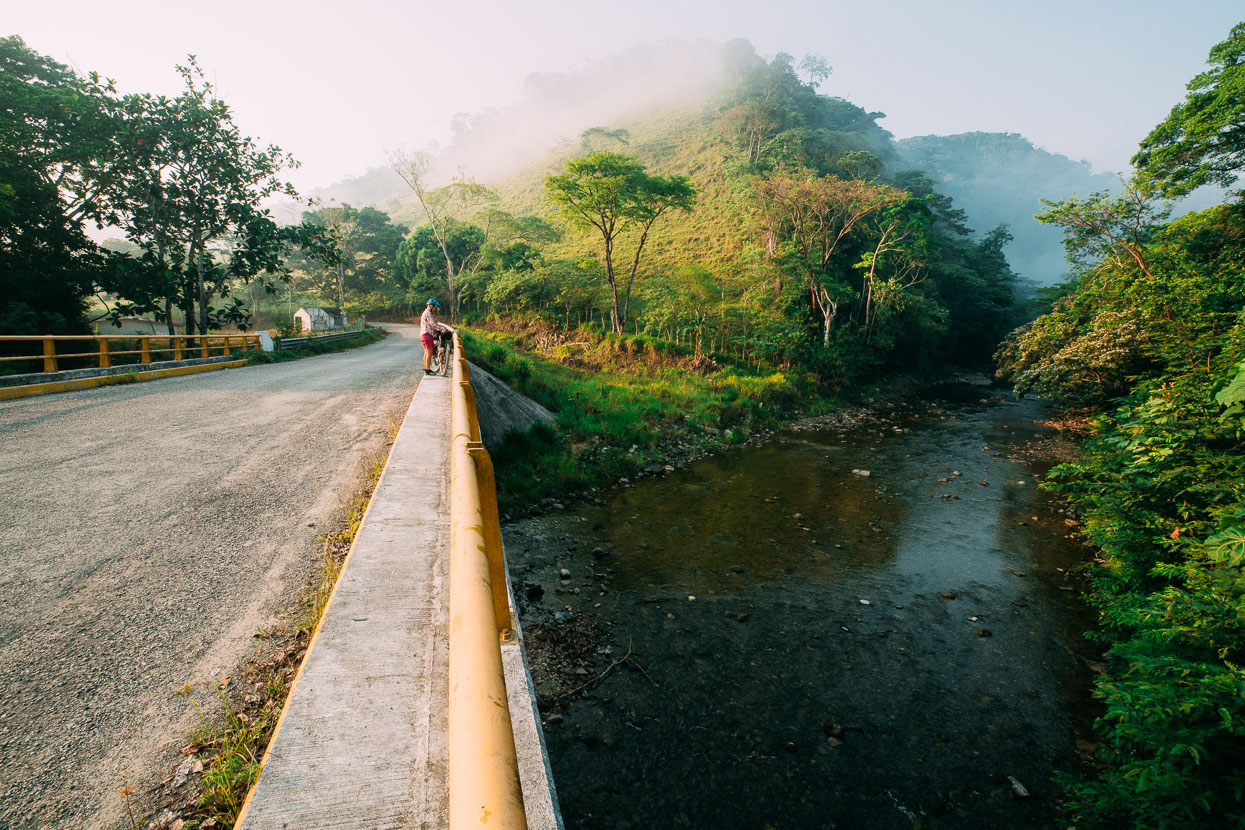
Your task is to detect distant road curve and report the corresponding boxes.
[0,323,424,828]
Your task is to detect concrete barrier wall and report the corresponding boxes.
[0,355,239,389]
[237,373,561,829]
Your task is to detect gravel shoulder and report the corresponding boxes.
[0,324,425,828]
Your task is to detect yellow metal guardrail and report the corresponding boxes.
[0,333,261,373]
[448,332,529,829]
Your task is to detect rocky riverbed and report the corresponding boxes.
[504,382,1101,829]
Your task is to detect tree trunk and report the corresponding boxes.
[621,218,659,334]
[155,234,175,337]
[446,262,459,323]
[198,256,208,333]
[602,233,621,335]
[817,290,838,347]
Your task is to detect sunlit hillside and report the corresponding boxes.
[317,46,1115,286]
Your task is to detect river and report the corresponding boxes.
[504,382,1100,829]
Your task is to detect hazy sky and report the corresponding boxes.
[8,1,1241,191]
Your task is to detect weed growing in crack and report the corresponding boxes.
[190,685,276,825]
[117,762,140,830]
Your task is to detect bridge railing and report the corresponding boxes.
[448,332,529,829]
[275,329,370,349]
[0,334,261,373]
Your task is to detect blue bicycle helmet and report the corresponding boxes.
[427,298,441,308]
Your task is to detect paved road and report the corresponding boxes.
[0,325,425,828]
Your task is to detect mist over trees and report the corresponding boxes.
[360,42,1021,383]
[895,132,1120,286]
[1,32,1026,381]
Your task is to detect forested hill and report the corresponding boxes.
[455,54,900,273]
[380,40,1023,376]
[895,132,1118,285]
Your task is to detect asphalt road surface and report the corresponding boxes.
[0,325,425,828]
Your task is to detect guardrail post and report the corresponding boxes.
[43,338,57,373]
[222,336,231,357]
[174,336,184,360]
[98,338,110,369]
[140,337,151,365]
[200,337,209,359]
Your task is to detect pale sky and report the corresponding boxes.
[7,1,1241,192]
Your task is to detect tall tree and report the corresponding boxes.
[349,207,407,294]
[754,171,905,345]
[312,204,358,308]
[389,148,494,319]
[1134,22,1245,196]
[545,151,696,334]
[853,198,932,343]
[0,36,119,333]
[395,219,487,303]
[115,57,302,333]
[1035,181,1169,283]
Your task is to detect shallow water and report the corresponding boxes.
[506,384,1100,829]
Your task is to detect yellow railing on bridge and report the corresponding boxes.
[0,333,262,373]
[448,332,529,829]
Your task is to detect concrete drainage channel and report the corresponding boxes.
[235,368,562,829]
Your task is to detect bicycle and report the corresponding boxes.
[429,330,453,376]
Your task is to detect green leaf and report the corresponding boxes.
[1214,361,1245,412]
[1205,526,1245,567]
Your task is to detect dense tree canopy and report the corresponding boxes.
[998,192,1245,828]
[291,204,406,307]
[0,36,115,333]
[1135,22,1245,196]
[0,37,325,337]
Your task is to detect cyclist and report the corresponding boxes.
[420,299,452,375]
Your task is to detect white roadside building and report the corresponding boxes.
[294,307,348,333]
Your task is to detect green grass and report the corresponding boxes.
[461,324,841,514]
[188,687,275,826]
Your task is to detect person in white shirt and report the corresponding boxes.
[420,298,451,374]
